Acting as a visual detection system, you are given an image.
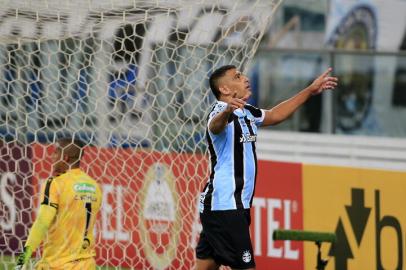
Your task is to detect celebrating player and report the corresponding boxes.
[196,65,338,270]
[15,138,102,270]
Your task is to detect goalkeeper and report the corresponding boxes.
[15,138,102,270]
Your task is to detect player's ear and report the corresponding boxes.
[219,86,230,95]
[62,154,70,162]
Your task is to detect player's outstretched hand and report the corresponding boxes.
[309,67,338,95]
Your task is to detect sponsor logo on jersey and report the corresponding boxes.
[240,133,257,143]
[74,183,96,193]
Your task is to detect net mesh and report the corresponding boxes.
[0,0,282,269]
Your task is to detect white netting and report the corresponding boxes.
[0,0,282,269]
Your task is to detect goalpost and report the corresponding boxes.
[0,0,282,269]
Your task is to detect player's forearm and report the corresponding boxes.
[16,205,56,267]
[263,87,312,126]
[209,110,233,134]
[24,205,56,251]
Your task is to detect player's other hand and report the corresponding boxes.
[14,247,31,270]
[14,257,25,270]
[309,67,338,95]
[225,88,247,113]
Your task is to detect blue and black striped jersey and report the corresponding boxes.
[200,101,265,212]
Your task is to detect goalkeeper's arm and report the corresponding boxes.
[15,205,57,269]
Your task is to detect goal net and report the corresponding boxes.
[0,0,281,269]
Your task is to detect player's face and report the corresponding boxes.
[221,68,251,99]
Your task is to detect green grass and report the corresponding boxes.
[0,256,129,270]
[0,256,17,270]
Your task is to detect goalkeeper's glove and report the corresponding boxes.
[14,246,32,270]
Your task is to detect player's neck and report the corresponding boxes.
[54,165,80,176]
[219,95,232,104]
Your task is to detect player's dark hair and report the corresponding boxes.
[209,65,236,99]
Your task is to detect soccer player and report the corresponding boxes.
[196,65,338,270]
[15,138,102,270]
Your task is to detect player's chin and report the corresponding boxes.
[243,89,252,100]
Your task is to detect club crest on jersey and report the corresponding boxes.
[242,250,252,263]
[240,133,256,143]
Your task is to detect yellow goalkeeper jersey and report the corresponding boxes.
[37,168,102,268]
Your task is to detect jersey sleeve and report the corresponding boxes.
[244,104,265,126]
[40,177,60,210]
[24,204,57,252]
[207,101,228,128]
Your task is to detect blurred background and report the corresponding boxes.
[252,0,406,137]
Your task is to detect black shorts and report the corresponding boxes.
[196,209,255,269]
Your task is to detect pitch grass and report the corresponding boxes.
[0,256,130,270]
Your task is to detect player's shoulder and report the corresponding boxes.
[244,103,262,118]
[54,169,94,182]
[51,173,65,183]
[52,170,71,182]
[41,175,62,193]
[207,101,228,120]
[73,169,99,183]
[210,100,228,113]
[77,170,101,189]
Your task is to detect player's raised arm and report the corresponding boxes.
[261,67,338,126]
